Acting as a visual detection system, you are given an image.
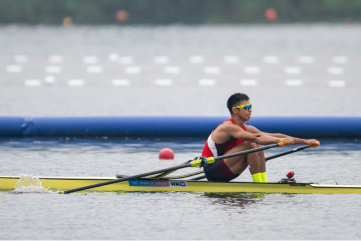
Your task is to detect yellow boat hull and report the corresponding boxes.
[1,176,361,194]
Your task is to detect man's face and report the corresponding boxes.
[233,100,252,121]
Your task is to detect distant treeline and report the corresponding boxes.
[1,0,360,24]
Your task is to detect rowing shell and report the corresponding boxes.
[1,176,361,194]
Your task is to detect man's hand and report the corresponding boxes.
[280,137,294,146]
[306,139,320,147]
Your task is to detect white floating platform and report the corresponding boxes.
[204,67,221,74]
[108,53,118,62]
[14,55,28,63]
[118,56,134,64]
[68,79,85,86]
[45,66,61,73]
[329,80,346,87]
[263,56,279,64]
[154,56,169,64]
[285,67,301,74]
[24,79,41,86]
[244,67,260,74]
[82,56,98,64]
[198,79,216,86]
[125,66,141,74]
[240,79,258,86]
[189,56,204,64]
[112,79,129,86]
[87,66,103,73]
[155,79,173,86]
[44,76,56,84]
[223,56,239,63]
[164,66,180,74]
[299,56,315,64]
[48,55,64,63]
[285,79,303,86]
[6,65,22,73]
[333,56,348,64]
[328,67,344,75]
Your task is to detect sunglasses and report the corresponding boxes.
[232,104,252,111]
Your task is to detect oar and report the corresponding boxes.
[189,144,316,180]
[265,144,311,162]
[60,142,285,194]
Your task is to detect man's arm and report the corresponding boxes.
[245,125,320,147]
[219,123,294,146]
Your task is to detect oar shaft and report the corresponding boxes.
[61,163,189,194]
[265,145,309,162]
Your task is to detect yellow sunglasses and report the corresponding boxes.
[232,104,252,111]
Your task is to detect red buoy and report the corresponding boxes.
[159,148,174,160]
[265,8,278,21]
[116,10,129,22]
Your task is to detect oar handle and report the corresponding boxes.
[308,143,319,148]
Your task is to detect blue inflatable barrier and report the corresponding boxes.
[247,117,361,138]
[20,116,223,137]
[0,117,24,137]
[0,116,360,138]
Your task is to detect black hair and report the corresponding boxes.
[227,93,250,115]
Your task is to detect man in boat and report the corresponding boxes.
[202,93,320,183]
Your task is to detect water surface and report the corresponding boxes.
[1,139,361,239]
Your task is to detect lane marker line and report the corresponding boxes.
[263,56,279,64]
[329,80,346,87]
[244,66,260,74]
[285,67,301,74]
[240,79,258,86]
[87,66,103,73]
[189,56,204,64]
[45,66,61,73]
[198,79,216,86]
[82,56,98,64]
[204,66,221,74]
[224,56,239,63]
[6,65,22,73]
[48,55,63,63]
[112,79,129,86]
[125,66,141,74]
[155,79,173,86]
[299,56,314,64]
[333,56,348,64]
[68,79,85,86]
[328,67,344,75]
[154,56,169,64]
[24,79,41,86]
[285,79,303,86]
[118,56,134,64]
[14,55,28,63]
[164,66,180,74]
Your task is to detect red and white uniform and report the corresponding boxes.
[202,118,246,158]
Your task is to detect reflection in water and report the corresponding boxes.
[201,192,266,209]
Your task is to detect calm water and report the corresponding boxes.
[1,24,361,239]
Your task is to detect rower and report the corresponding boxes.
[201,93,320,183]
